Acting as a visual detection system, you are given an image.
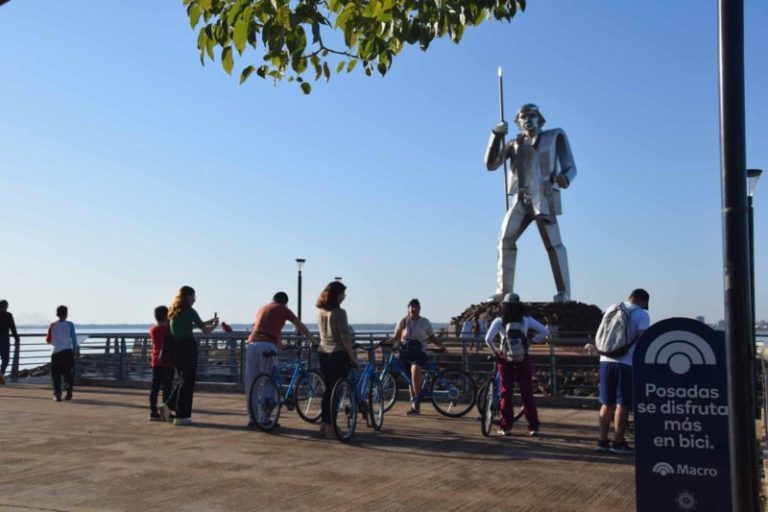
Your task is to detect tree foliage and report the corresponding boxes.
[183,0,525,93]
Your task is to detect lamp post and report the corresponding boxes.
[296,259,306,322]
[334,276,343,282]
[747,169,762,340]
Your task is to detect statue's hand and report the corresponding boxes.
[492,121,508,136]
[555,174,569,188]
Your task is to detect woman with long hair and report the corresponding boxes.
[484,293,549,436]
[160,285,218,426]
[315,281,357,437]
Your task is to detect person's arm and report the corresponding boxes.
[9,313,18,340]
[425,320,444,351]
[291,318,317,347]
[69,322,78,352]
[484,318,503,354]
[635,310,651,341]
[525,317,550,344]
[193,309,218,334]
[334,309,357,364]
[45,323,53,344]
[385,319,405,346]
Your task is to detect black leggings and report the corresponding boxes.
[51,349,74,396]
[318,351,351,425]
[170,340,197,419]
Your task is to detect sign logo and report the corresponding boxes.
[644,330,717,375]
[653,462,675,476]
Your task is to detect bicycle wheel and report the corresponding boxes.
[480,377,497,437]
[379,370,399,413]
[331,378,356,442]
[476,378,490,416]
[294,369,325,423]
[248,373,282,432]
[430,369,477,418]
[367,375,384,431]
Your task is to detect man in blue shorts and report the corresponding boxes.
[596,289,650,454]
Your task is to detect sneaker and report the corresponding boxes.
[406,402,421,415]
[529,430,539,437]
[0,374,5,385]
[64,390,73,401]
[596,439,611,452]
[610,440,634,455]
[497,428,513,436]
[53,394,62,402]
[173,417,193,426]
[158,404,172,422]
[149,412,162,421]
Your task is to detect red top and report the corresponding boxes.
[149,324,173,368]
[247,303,298,347]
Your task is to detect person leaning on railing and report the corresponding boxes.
[159,286,218,426]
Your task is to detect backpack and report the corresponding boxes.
[502,322,526,363]
[595,303,638,357]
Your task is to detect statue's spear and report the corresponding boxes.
[498,66,510,211]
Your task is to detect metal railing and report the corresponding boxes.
[7,330,603,397]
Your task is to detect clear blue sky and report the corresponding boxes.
[0,1,766,325]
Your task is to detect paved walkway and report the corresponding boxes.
[0,383,634,512]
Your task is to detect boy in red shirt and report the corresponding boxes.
[148,306,175,421]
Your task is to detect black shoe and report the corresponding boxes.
[64,391,73,401]
[610,440,634,455]
[53,394,62,402]
[149,412,162,421]
[596,439,611,452]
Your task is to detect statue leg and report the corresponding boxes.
[535,216,571,302]
[497,202,533,296]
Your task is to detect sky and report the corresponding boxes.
[0,1,766,326]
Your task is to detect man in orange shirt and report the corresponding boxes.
[245,292,316,424]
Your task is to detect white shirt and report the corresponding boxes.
[599,302,651,366]
[459,320,474,340]
[394,316,434,352]
[484,316,550,353]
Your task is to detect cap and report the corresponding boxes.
[502,293,520,304]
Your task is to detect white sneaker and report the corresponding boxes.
[158,404,171,422]
[173,417,192,426]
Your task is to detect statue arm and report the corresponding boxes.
[484,131,513,171]
[554,131,576,188]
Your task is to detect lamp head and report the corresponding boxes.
[747,169,763,198]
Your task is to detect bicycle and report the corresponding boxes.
[330,342,385,443]
[479,355,525,437]
[379,346,477,417]
[248,342,326,432]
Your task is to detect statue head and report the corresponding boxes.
[514,103,546,133]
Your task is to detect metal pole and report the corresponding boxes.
[498,66,510,211]
[717,1,759,509]
[297,268,303,322]
[749,195,759,419]
[10,335,20,382]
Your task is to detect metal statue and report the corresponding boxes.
[484,102,577,302]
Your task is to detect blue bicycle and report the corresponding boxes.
[248,343,326,432]
[330,342,385,442]
[379,347,476,417]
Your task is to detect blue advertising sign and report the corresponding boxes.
[633,318,731,512]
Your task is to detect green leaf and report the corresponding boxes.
[188,3,202,29]
[323,61,330,81]
[301,82,312,94]
[233,18,249,54]
[240,65,256,84]
[336,60,345,73]
[347,59,357,72]
[221,46,234,74]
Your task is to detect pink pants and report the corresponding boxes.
[498,355,539,431]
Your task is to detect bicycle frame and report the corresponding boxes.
[380,350,436,396]
[270,345,312,407]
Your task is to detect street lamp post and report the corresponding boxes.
[296,259,306,322]
[333,276,343,282]
[748,169,762,415]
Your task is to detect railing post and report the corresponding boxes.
[239,339,246,392]
[549,326,558,397]
[10,335,20,382]
[74,344,81,379]
[462,336,468,372]
[119,337,127,380]
[105,337,111,355]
